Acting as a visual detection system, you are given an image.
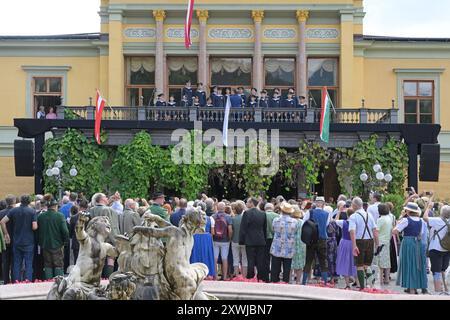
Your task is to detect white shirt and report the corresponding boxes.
[367,202,380,222]
[394,217,428,243]
[428,217,449,252]
[348,209,377,240]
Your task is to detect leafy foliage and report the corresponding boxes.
[298,141,330,190]
[335,135,408,198]
[43,129,109,197]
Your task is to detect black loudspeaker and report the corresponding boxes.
[14,140,34,177]
[419,144,440,182]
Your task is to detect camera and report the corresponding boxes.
[433,203,440,211]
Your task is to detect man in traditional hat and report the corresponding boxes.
[302,196,332,285]
[149,192,169,222]
[270,202,298,283]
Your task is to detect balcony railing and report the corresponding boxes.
[57,106,398,124]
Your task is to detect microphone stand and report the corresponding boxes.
[148,88,156,107]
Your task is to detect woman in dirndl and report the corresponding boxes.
[393,202,428,294]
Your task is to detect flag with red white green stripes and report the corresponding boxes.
[320,87,332,143]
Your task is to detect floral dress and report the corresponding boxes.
[326,221,339,277]
[291,219,306,270]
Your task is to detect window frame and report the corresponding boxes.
[125,56,156,106]
[209,56,253,89]
[403,80,435,124]
[32,77,63,117]
[167,56,199,103]
[307,57,339,107]
[263,56,296,95]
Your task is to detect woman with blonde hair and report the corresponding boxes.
[291,205,306,284]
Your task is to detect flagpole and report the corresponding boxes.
[324,88,337,114]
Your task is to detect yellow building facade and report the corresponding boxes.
[0,0,449,198]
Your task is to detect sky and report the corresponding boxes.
[1,0,450,37]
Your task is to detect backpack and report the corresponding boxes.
[214,213,229,241]
[434,218,450,251]
[301,210,319,245]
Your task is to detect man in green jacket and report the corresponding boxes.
[149,192,169,221]
[37,195,69,279]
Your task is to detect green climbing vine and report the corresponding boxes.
[111,131,161,199]
[43,128,109,197]
[297,141,330,190]
[335,135,408,197]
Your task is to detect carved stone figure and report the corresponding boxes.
[47,207,216,300]
[47,214,119,300]
[133,208,211,300]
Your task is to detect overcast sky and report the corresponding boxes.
[1,0,450,37]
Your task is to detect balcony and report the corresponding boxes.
[58,105,399,124]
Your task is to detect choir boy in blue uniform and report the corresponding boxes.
[180,95,191,107]
[193,95,201,107]
[155,93,167,106]
[258,90,269,108]
[248,95,258,108]
[298,95,308,122]
[182,80,194,105]
[168,95,177,107]
[212,86,225,108]
[195,82,207,107]
[288,87,299,106]
[238,87,247,107]
[269,90,281,108]
[282,92,296,108]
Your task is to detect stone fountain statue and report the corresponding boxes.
[47,207,216,300]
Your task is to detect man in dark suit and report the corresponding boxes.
[239,197,268,282]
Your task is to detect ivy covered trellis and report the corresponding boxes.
[43,130,408,200]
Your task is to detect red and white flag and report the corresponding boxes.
[185,0,194,49]
[94,89,106,145]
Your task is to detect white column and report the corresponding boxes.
[252,10,264,93]
[153,10,166,95]
[296,10,309,98]
[197,10,209,87]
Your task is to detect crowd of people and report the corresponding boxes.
[0,188,449,296]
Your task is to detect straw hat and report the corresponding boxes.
[404,202,421,215]
[292,205,303,219]
[280,202,294,215]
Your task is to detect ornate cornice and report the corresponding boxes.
[252,10,264,23]
[296,10,309,23]
[196,10,209,23]
[153,10,166,22]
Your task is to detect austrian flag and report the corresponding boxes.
[94,89,106,145]
[185,0,194,49]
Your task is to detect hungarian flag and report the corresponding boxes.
[94,89,106,145]
[184,0,194,49]
[320,87,332,143]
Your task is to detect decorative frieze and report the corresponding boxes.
[208,28,253,40]
[263,28,296,40]
[166,27,199,39]
[123,28,156,39]
[306,28,339,39]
